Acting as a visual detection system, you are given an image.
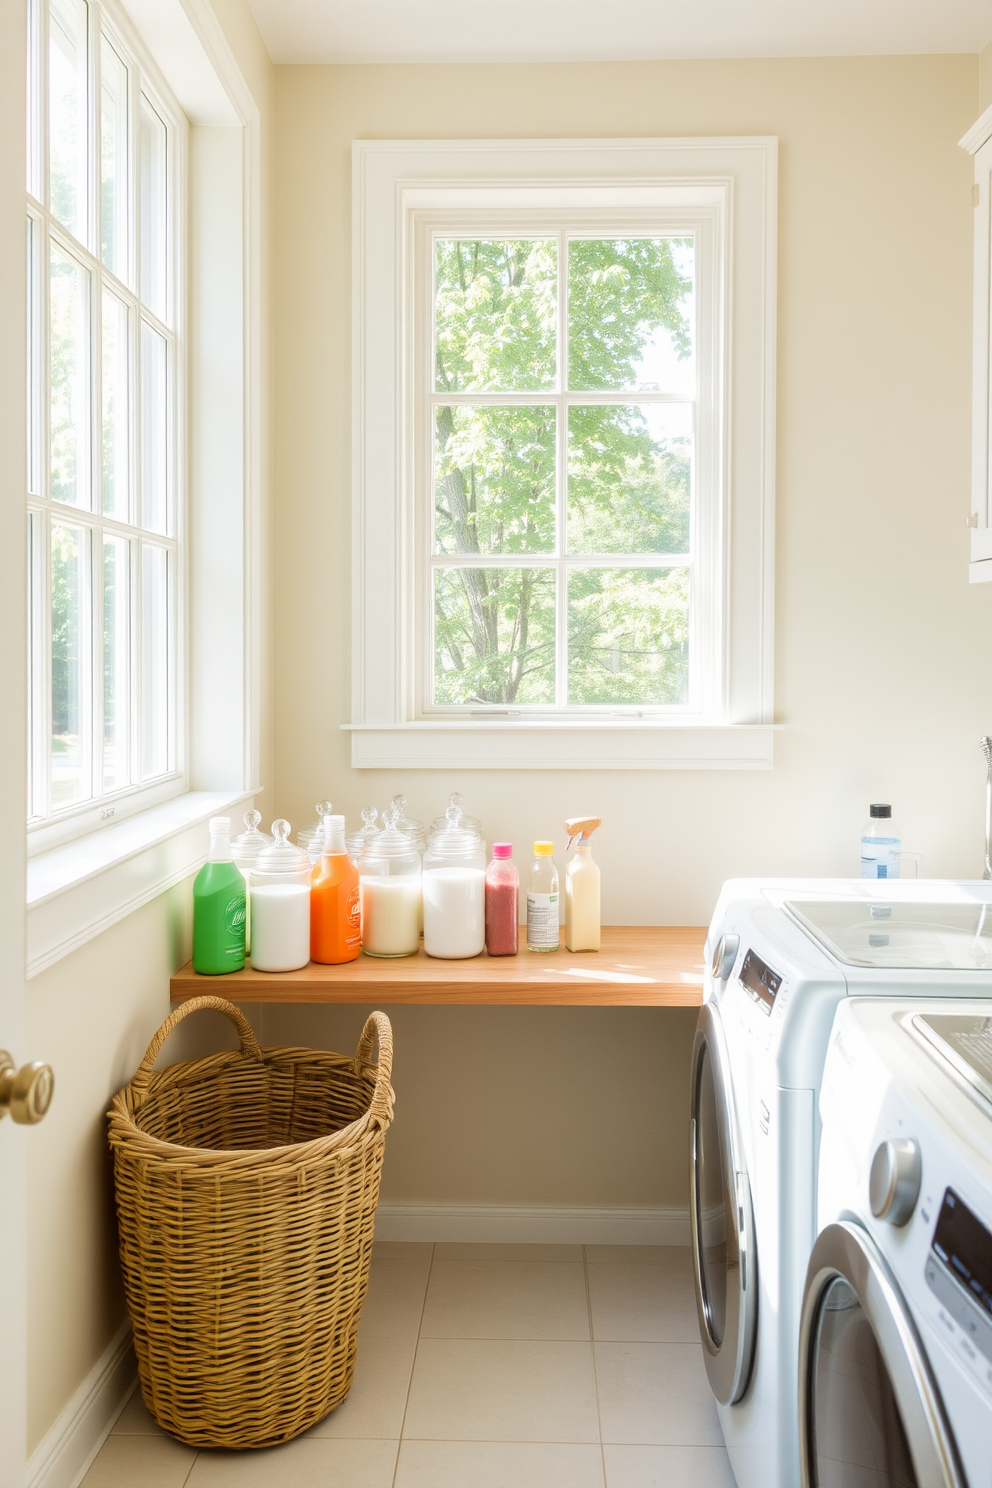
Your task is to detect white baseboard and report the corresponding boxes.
[374,1203,690,1245]
[28,1320,137,1488]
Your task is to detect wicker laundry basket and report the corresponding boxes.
[107,995,394,1449]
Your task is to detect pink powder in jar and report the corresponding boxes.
[485,846,519,956]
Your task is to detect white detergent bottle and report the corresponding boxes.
[564,816,602,952]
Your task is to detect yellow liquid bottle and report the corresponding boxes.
[564,817,601,952]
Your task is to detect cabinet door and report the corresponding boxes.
[970,135,992,576]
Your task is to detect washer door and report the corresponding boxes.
[799,1222,965,1488]
[690,1001,758,1404]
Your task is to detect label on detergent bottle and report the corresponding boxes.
[861,837,900,879]
[527,892,559,949]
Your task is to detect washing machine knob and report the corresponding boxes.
[869,1138,922,1225]
[710,934,740,982]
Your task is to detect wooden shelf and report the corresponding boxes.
[170,925,707,1007]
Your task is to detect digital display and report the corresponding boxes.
[738,948,782,1017]
[932,1188,992,1321]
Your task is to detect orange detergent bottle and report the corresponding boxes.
[310,811,361,964]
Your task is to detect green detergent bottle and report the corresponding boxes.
[192,817,247,973]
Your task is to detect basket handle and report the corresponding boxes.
[355,1011,393,1124]
[130,995,263,1102]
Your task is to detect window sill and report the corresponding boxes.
[26,788,257,978]
[343,721,778,770]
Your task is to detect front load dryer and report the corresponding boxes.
[805,996,992,1488]
[693,878,992,1488]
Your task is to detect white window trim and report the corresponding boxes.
[25,0,263,973]
[27,0,187,847]
[349,137,778,770]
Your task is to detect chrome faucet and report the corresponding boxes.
[982,737,992,879]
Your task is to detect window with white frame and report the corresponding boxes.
[26,0,183,831]
[423,225,705,716]
[353,140,776,770]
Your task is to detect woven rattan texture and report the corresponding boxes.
[107,997,394,1449]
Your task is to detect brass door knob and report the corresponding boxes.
[0,1052,54,1125]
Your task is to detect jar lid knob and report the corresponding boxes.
[244,808,262,832]
[272,819,290,845]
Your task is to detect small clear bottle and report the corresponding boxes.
[423,803,485,959]
[861,804,901,880]
[358,807,422,958]
[527,842,559,952]
[250,821,312,972]
[485,844,519,956]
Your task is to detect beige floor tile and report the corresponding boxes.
[112,1388,167,1436]
[589,1253,699,1342]
[307,1336,416,1439]
[80,1434,196,1488]
[359,1257,432,1339]
[585,1245,685,1264]
[372,1240,434,1262]
[403,1338,599,1442]
[435,1242,583,1262]
[595,1343,723,1446]
[187,1436,397,1486]
[395,1439,606,1487]
[604,1444,736,1487]
[421,1259,589,1340]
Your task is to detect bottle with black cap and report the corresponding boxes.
[861,803,901,879]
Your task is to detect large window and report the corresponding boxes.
[353,139,776,770]
[428,233,697,714]
[26,0,182,833]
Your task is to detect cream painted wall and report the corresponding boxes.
[981,39,992,112]
[270,56,989,1210]
[22,0,275,1458]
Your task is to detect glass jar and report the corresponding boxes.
[429,791,482,844]
[358,807,422,957]
[230,809,273,955]
[423,802,485,959]
[296,799,333,864]
[347,806,382,866]
[250,820,312,972]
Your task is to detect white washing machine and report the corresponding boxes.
[805,997,992,1488]
[692,879,992,1488]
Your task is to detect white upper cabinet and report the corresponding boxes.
[963,109,992,580]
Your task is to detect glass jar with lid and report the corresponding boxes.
[347,806,382,866]
[296,800,333,864]
[249,820,312,972]
[429,792,482,843]
[358,806,422,957]
[423,802,485,959]
[231,809,273,954]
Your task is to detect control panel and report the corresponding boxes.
[925,1187,992,1398]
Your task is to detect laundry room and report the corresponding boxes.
[2,2,992,1486]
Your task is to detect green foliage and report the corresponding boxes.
[568,568,689,705]
[568,237,691,389]
[435,239,557,392]
[434,568,555,705]
[567,406,690,555]
[432,236,693,707]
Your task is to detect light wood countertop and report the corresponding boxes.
[170,925,706,1007]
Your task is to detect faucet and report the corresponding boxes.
[982,737,992,879]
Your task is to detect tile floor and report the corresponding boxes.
[82,1243,734,1488]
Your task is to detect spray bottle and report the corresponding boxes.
[564,816,602,952]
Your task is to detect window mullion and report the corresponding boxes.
[556,228,567,710]
[91,524,104,800]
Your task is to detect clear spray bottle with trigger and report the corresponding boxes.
[564,816,602,952]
